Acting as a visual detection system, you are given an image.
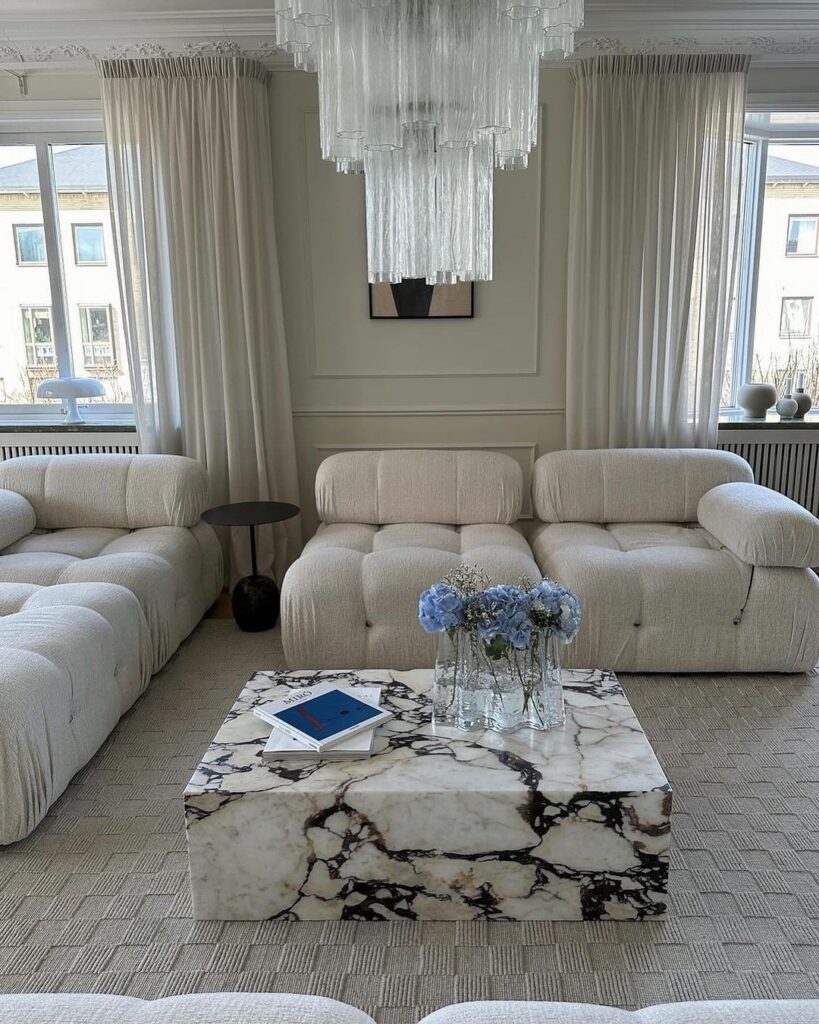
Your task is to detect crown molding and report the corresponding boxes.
[3,3,819,74]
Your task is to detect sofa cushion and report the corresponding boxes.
[0,993,377,1024]
[315,450,523,525]
[0,582,41,615]
[0,488,35,549]
[532,521,756,672]
[0,453,208,529]
[698,481,819,568]
[283,523,539,670]
[532,448,753,524]
[4,526,128,558]
[0,524,222,673]
[0,605,120,844]
[418,1001,819,1024]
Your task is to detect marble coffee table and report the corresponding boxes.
[184,669,671,921]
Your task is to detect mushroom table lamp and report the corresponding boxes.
[37,377,105,424]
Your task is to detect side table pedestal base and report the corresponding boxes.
[232,574,280,631]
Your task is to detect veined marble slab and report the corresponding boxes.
[184,669,671,921]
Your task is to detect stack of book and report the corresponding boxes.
[254,681,393,762]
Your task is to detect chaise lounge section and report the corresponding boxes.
[531,448,819,673]
[0,453,222,844]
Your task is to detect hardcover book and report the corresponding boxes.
[261,686,382,762]
[254,681,392,752]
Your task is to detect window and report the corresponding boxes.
[79,305,115,367]
[13,224,46,265]
[724,113,819,409]
[0,140,132,418]
[780,297,812,338]
[786,215,818,256]
[21,307,56,368]
[72,223,106,265]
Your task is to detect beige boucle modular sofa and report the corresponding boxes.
[0,993,816,1024]
[532,448,819,673]
[282,449,540,669]
[281,447,819,674]
[0,453,222,844]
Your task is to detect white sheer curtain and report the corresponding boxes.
[98,57,301,578]
[566,54,749,449]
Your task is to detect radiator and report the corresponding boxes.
[717,439,819,516]
[0,434,140,461]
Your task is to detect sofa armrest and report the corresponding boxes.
[698,482,819,568]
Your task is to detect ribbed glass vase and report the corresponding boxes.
[432,629,488,730]
[433,629,564,734]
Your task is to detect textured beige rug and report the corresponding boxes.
[1,621,819,1022]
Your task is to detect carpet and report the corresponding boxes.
[1,620,819,1021]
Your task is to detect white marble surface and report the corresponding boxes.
[184,669,671,920]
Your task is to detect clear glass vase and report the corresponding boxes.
[433,629,565,734]
[432,629,488,730]
[473,630,565,734]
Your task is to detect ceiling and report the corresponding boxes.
[2,0,819,74]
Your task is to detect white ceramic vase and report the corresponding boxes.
[776,396,799,420]
[737,382,777,419]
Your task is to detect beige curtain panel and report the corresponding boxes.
[566,54,750,449]
[98,57,301,578]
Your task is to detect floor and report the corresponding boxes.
[1,621,819,1021]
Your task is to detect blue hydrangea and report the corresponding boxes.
[473,585,533,650]
[529,580,581,643]
[418,583,465,633]
[553,589,582,643]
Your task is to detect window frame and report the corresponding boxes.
[20,305,57,369]
[71,222,106,266]
[785,213,819,257]
[78,303,117,369]
[0,127,133,425]
[724,101,819,411]
[13,223,47,266]
[779,296,813,339]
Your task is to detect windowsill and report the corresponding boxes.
[0,417,136,432]
[719,409,819,429]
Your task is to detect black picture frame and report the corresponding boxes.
[369,279,475,319]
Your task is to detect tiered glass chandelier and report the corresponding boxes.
[275,1,583,283]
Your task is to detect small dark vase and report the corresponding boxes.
[232,574,280,632]
[793,388,813,419]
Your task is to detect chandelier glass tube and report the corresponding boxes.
[275,1,583,283]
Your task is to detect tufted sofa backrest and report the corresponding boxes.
[532,448,753,524]
[315,450,523,525]
[0,454,209,530]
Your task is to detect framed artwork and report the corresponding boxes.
[369,278,474,319]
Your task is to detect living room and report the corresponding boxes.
[0,2,818,1022]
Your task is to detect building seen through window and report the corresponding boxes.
[0,143,131,411]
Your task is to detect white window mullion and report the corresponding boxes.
[35,141,73,378]
[733,136,767,404]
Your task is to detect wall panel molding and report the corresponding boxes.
[301,106,544,381]
[293,406,565,418]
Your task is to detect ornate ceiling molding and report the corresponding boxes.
[574,34,819,63]
[3,4,819,74]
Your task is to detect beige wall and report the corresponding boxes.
[270,69,573,533]
[1,69,572,530]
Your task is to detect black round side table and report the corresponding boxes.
[202,500,300,632]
